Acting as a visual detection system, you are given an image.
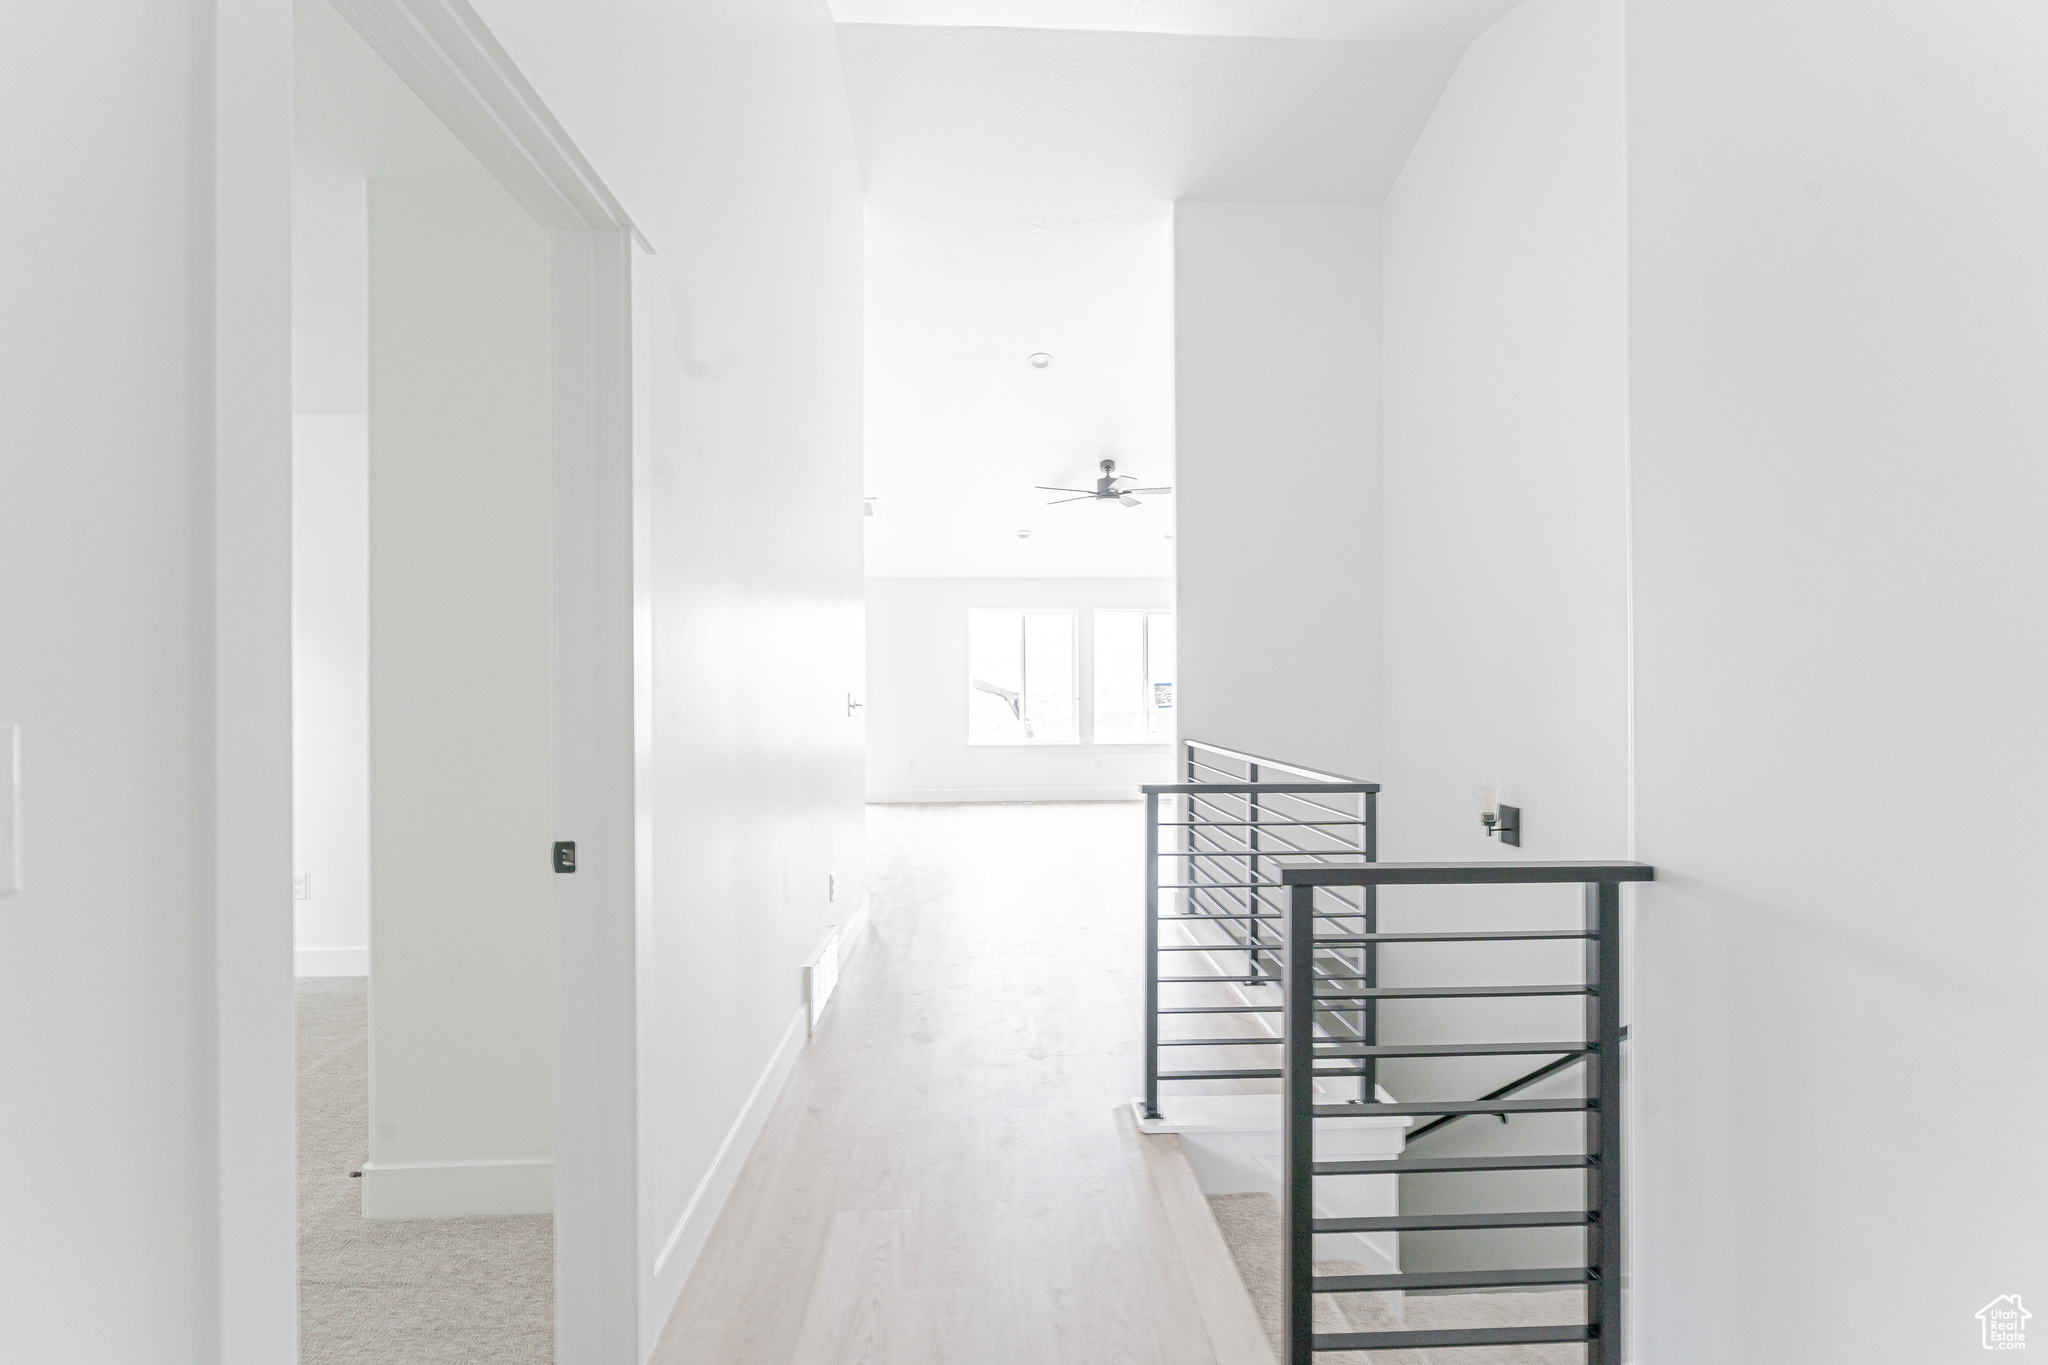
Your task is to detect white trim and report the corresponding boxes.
[643,1006,808,1334]
[294,946,370,977]
[210,0,641,1356]
[215,0,299,1357]
[325,0,649,247]
[551,228,641,1362]
[865,787,1142,804]
[1125,1109,1276,1365]
[359,1156,553,1219]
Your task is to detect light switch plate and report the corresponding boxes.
[1,724,19,895]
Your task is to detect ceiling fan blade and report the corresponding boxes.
[1109,475,1139,487]
[1045,495,1095,504]
[1035,486,1094,494]
[1119,494,1142,507]
[1125,487,1172,494]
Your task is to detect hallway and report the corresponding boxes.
[654,801,1217,1364]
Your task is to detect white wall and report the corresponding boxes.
[464,1,868,1350]
[1174,202,1381,780]
[866,578,1176,801]
[1628,2,2048,1357]
[362,173,557,1218]
[292,152,371,977]
[292,413,371,976]
[1373,0,1628,1273]
[1,2,294,1359]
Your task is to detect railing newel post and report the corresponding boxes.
[1143,789,1161,1121]
[1246,762,1262,984]
[1283,877,1317,1365]
[1587,878,1625,1363]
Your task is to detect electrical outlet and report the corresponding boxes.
[293,872,311,901]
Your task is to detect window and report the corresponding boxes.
[1093,610,1176,743]
[968,610,1077,744]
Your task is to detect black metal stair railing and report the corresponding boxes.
[1141,740,1380,1120]
[1279,860,1654,1365]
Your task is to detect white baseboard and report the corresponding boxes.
[865,787,1141,804]
[358,1156,552,1219]
[295,946,369,977]
[643,1005,809,1346]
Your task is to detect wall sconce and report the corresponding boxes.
[1472,780,1521,847]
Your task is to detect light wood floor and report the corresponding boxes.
[651,801,1225,1365]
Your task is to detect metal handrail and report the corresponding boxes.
[1139,739,1380,1122]
[1275,861,1653,1365]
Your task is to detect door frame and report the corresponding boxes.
[214,1,646,1359]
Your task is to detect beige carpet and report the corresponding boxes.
[298,978,553,1363]
[1206,1192,1584,1364]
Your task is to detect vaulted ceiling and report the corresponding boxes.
[838,7,1510,577]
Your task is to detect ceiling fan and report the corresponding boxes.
[1037,459,1173,507]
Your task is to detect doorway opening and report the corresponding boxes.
[286,0,638,1356]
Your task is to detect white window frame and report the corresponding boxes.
[965,606,1174,750]
[966,608,1081,746]
[1091,608,1177,746]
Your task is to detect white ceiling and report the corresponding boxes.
[845,18,1491,578]
[839,25,1471,219]
[862,208,1178,578]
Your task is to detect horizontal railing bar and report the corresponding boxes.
[1312,984,1592,1000]
[1313,1041,1590,1059]
[1159,1068,1286,1080]
[1312,1267,1590,1293]
[1283,860,1655,886]
[1163,888,1351,896]
[1181,759,1385,809]
[1315,1154,1593,1176]
[1312,1098,1592,1117]
[1183,788,1371,823]
[1172,848,1369,862]
[1159,1005,1282,1014]
[1163,913,1372,924]
[1228,818,1368,866]
[1180,892,1367,917]
[1162,848,1344,858]
[1313,1211,1592,1233]
[1313,930,1594,944]
[1160,1066,1407,1080]
[1183,738,1370,785]
[1179,853,1369,908]
[1156,1040,1586,1058]
[1313,1325,1593,1352]
[1146,782,1380,795]
[1157,820,1366,829]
